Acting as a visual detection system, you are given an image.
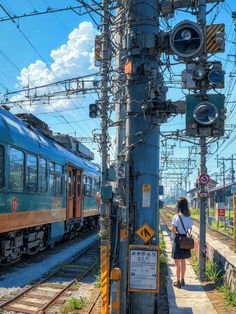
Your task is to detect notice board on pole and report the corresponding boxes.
[128,245,160,293]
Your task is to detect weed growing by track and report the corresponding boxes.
[61,297,86,313]
[95,273,101,288]
[191,252,222,283]
[218,285,236,306]
[205,260,222,283]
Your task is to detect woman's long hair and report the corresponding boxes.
[176,197,191,217]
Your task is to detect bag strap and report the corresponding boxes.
[178,214,191,236]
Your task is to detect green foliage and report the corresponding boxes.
[189,207,199,219]
[191,252,222,282]
[61,297,85,313]
[95,273,101,288]
[191,251,199,274]
[159,233,168,279]
[219,285,236,306]
[205,260,222,283]
[211,220,233,237]
[97,228,109,239]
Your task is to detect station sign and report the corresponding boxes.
[215,202,225,218]
[128,245,160,293]
[142,184,151,207]
[199,173,210,185]
[217,208,225,217]
[136,224,155,243]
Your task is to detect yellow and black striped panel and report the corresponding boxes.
[101,244,110,314]
[206,24,225,53]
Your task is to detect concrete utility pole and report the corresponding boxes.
[121,1,161,313]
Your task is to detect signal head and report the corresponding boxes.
[193,102,218,125]
[170,20,204,59]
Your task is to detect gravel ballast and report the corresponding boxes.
[0,234,98,300]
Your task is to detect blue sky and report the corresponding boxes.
[0,1,235,193]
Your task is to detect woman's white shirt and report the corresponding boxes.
[172,213,193,234]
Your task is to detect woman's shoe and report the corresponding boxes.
[173,281,181,289]
[181,279,185,286]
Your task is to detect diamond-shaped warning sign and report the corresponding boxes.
[136,224,155,243]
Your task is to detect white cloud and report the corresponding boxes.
[17,21,97,89]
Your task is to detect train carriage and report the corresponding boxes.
[0,107,100,264]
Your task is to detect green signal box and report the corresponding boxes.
[186,94,225,137]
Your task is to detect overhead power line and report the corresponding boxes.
[0,5,88,22]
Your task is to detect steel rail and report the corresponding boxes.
[0,241,99,313]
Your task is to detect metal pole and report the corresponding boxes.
[100,1,111,312]
[198,0,207,282]
[199,137,207,281]
[115,4,129,313]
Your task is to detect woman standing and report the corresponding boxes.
[172,197,193,288]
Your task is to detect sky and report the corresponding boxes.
[0,1,235,194]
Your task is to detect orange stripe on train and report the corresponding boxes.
[0,209,66,233]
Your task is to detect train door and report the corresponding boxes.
[67,166,82,220]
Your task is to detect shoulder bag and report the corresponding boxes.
[178,214,194,250]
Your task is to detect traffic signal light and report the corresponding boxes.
[169,21,225,60]
[170,20,204,59]
[89,103,98,118]
[95,35,102,67]
[182,62,224,90]
[186,94,225,137]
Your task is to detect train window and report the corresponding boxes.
[49,173,54,193]
[9,148,24,191]
[78,175,81,196]
[49,162,54,171]
[0,146,4,188]
[93,178,97,195]
[83,175,87,196]
[55,176,62,195]
[87,176,92,197]
[55,164,63,173]
[26,154,37,192]
[39,158,47,193]
[49,162,63,195]
[68,172,72,196]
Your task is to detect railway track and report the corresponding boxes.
[162,207,234,249]
[86,291,101,314]
[0,242,100,314]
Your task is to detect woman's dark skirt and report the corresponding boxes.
[172,234,191,259]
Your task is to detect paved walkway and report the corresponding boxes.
[161,225,217,314]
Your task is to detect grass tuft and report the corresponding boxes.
[219,285,236,306]
[95,273,101,288]
[205,260,222,283]
[61,297,85,313]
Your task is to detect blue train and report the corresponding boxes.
[0,106,100,264]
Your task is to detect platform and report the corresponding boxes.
[161,225,217,314]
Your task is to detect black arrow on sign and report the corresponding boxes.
[141,228,151,238]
